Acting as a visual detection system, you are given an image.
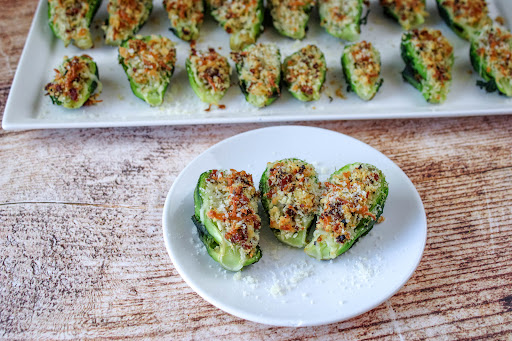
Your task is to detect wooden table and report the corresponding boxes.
[1,1,512,339]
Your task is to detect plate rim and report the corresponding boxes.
[162,125,427,327]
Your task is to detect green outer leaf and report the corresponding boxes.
[400,33,425,95]
[105,0,153,46]
[282,46,326,102]
[304,162,389,260]
[259,158,318,248]
[268,1,313,40]
[48,55,100,109]
[234,44,282,108]
[118,36,175,106]
[342,43,383,101]
[48,0,102,49]
[319,0,363,41]
[193,170,262,271]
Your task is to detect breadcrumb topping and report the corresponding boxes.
[346,41,381,87]
[45,55,101,106]
[164,0,204,40]
[474,24,512,81]
[316,166,380,243]
[319,0,361,35]
[119,35,176,89]
[211,0,260,34]
[440,0,490,28]
[190,48,231,95]
[48,0,93,48]
[380,0,427,29]
[269,0,315,38]
[231,44,281,98]
[264,160,319,233]
[105,0,152,45]
[283,45,325,98]
[204,170,261,254]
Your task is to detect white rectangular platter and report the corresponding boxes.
[3,0,512,130]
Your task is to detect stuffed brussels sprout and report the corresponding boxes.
[259,159,320,248]
[318,0,364,42]
[282,45,326,102]
[45,55,102,109]
[104,0,153,46]
[342,41,383,101]
[304,163,388,260]
[118,35,177,106]
[186,48,231,104]
[163,0,204,41]
[268,0,315,40]
[47,0,102,49]
[380,0,427,30]
[470,23,512,97]
[231,43,281,108]
[208,0,264,50]
[401,28,454,103]
[193,169,262,271]
[436,0,492,40]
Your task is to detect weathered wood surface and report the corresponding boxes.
[1,0,512,339]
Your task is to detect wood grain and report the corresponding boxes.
[1,0,512,339]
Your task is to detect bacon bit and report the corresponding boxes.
[69,88,78,101]
[204,104,212,112]
[496,16,505,26]
[377,216,385,223]
[218,104,226,110]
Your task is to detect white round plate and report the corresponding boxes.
[162,126,427,327]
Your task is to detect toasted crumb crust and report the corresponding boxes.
[231,44,281,98]
[473,24,512,84]
[343,40,382,100]
[439,0,490,28]
[269,0,315,39]
[164,0,204,40]
[104,0,152,45]
[48,0,93,48]
[119,35,176,88]
[380,0,427,29]
[319,0,362,37]
[211,0,260,33]
[189,48,231,95]
[203,169,261,254]
[409,28,453,84]
[317,166,381,243]
[264,160,319,233]
[403,28,454,102]
[283,45,326,99]
[45,55,101,107]
[346,41,380,86]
